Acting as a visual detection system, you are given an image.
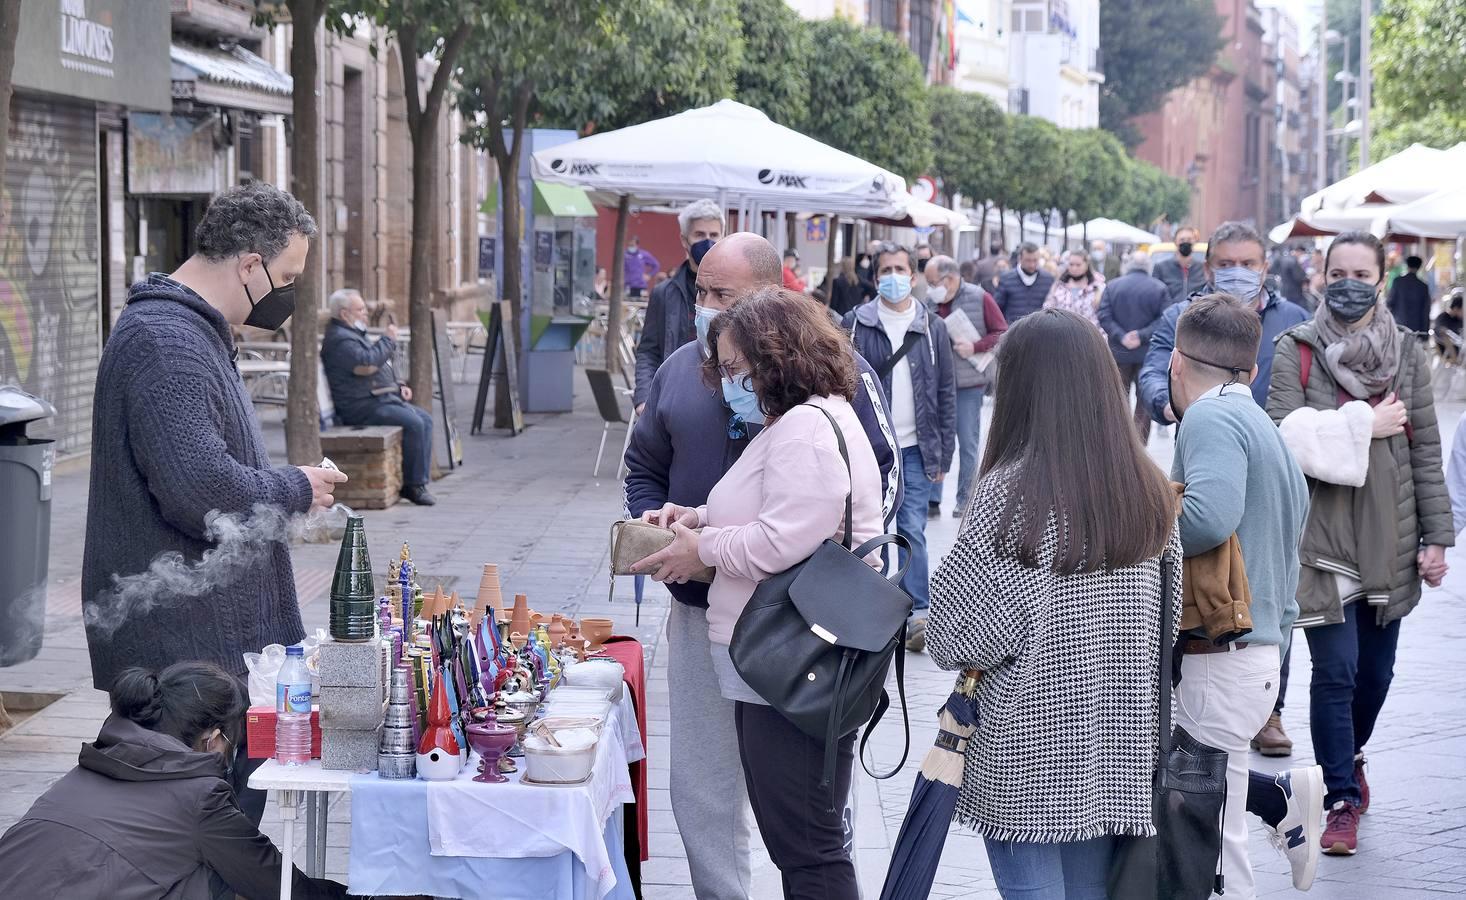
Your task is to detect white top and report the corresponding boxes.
[878,300,920,448]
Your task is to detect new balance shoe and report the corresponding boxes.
[1264,766,1323,890]
[1322,800,1361,856]
[1354,754,1370,814]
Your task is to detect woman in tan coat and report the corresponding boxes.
[1267,231,1453,857]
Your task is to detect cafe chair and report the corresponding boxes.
[586,368,636,480]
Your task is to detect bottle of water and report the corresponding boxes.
[275,645,313,766]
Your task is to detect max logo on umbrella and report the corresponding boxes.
[758,168,808,189]
[549,159,599,176]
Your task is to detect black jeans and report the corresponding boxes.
[734,702,858,900]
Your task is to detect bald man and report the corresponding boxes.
[623,232,896,900]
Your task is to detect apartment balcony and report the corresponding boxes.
[171,0,264,43]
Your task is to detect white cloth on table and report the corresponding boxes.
[614,686,645,764]
[426,689,637,899]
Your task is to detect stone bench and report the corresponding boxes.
[320,426,403,509]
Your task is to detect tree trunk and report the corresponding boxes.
[978,201,990,253]
[398,24,472,412]
[0,0,19,732]
[285,0,324,465]
[606,195,630,377]
[1042,211,1049,245]
[996,205,1006,250]
[1059,210,1069,251]
[785,212,797,251]
[1082,219,1089,248]
[487,77,534,377]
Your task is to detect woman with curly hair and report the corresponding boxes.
[634,286,883,899]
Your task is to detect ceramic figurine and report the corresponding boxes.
[465,714,515,784]
[416,669,462,781]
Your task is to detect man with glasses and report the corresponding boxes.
[623,233,896,900]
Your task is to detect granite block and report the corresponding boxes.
[319,683,385,730]
[318,638,387,688]
[320,726,381,771]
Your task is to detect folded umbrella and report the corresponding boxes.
[878,670,982,900]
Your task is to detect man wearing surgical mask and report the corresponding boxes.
[83,182,345,825]
[624,233,897,899]
[320,288,436,505]
[633,199,725,414]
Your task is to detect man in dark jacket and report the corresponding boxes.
[1275,245,1310,306]
[1097,251,1172,442]
[992,241,1054,323]
[924,254,1006,518]
[1388,255,1432,333]
[844,242,956,652]
[624,233,897,899]
[82,183,345,822]
[320,289,435,505]
[633,199,725,411]
[1154,224,1209,303]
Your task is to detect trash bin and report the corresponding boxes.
[0,386,55,666]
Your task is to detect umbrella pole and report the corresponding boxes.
[825,214,840,306]
[607,194,630,377]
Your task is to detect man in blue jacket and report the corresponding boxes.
[1097,251,1173,443]
[843,242,956,653]
[1138,220,1310,758]
[623,233,896,900]
[992,241,1054,323]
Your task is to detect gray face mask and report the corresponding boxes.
[1212,266,1263,302]
[1324,278,1379,323]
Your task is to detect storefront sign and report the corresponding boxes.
[12,0,171,111]
[127,113,217,196]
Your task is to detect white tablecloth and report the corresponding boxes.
[423,692,638,898]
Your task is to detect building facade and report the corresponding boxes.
[1132,0,1271,230]
[1261,4,1309,231]
[1006,0,1103,127]
[954,0,1013,105]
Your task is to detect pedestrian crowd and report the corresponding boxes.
[0,183,1456,900]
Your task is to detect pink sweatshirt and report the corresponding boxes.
[696,396,883,645]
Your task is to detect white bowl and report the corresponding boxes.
[523,743,596,784]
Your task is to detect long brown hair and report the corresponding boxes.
[703,287,856,418]
[981,308,1173,574]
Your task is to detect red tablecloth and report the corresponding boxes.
[602,636,648,864]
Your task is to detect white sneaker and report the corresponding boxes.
[1265,765,1324,891]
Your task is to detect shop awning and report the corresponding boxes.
[171,42,294,116]
[533,182,597,217]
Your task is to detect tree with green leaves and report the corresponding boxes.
[1098,0,1224,146]
[928,85,1004,212]
[735,0,811,129]
[337,0,488,410]
[1109,157,1190,231]
[803,18,933,179]
[993,115,1061,244]
[1373,0,1466,158]
[1063,129,1129,245]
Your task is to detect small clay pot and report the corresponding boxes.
[580,617,613,652]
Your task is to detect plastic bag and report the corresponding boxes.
[244,644,286,707]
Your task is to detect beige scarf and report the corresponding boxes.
[1314,301,1402,399]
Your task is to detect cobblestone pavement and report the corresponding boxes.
[2,377,1464,899]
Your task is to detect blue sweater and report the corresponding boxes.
[82,275,313,688]
[1170,385,1309,647]
[623,342,898,608]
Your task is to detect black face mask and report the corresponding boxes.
[1324,278,1379,323]
[243,261,296,331]
[916,257,929,273]
[1177,241,1194,258]
[690,238,716,266]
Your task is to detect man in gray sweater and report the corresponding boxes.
[1168,294,1319,895]
[83,183,345,821]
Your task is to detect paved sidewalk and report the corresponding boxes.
[2,378,1465,899]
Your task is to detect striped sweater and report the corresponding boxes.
[927,468,1181,842]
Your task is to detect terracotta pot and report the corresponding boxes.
[477,563,503,616]
[548,615,568,649]
[580,617,613,652]
[510,594,530,639]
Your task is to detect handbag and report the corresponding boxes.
[607,520,714,602]
[729,404,914,803]
[1107,552,1230,900]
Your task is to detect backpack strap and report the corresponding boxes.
[1299,343,1312,391]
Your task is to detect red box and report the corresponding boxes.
[246,706,323,759]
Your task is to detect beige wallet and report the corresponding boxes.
[609,520,715,601]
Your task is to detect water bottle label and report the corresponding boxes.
[277,683,312,713]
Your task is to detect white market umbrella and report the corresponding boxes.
[1301,143,1459,214]
[1375,184,1466,239]
[880,197,968,230]
[1063,217,1160,245]
[1270,204,1404,242]
[531,99,906,218]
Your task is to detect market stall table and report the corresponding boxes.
[251,682,644,900]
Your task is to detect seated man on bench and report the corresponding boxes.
[321,288,436,505]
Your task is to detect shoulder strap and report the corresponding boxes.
[875,330,923,379]
[804,404,854,550]
[1158,551,1174,759]
[859,633,910,781]
[1299,343,1312,391]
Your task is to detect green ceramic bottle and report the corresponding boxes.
[329,515,377,641]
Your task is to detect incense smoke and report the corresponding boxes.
[84,503,352,638]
